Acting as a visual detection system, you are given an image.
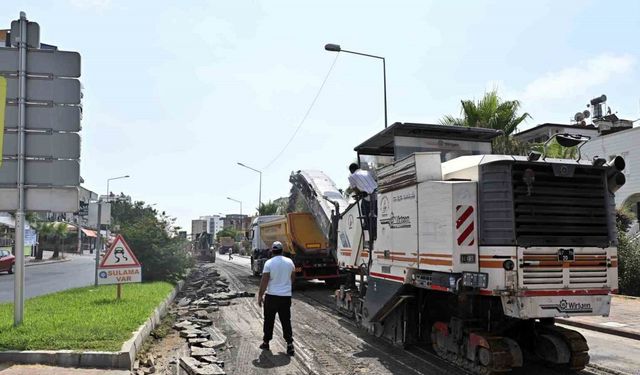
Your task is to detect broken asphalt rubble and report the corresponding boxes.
[133,264,255,375]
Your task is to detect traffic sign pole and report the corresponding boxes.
[3,12,82,325]
[14,11,27,327]
[94,201,102,286]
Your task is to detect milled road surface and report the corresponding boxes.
[0,254,95,302]
[213,256,639,375]
[215,256,467,375]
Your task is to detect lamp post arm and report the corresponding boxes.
[239,164,261,174]
[336,49,387,128]
[340,49,384,60]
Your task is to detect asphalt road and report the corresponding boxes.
[219,256,640,375]
[0,255,96,302]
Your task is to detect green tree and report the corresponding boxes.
[51,222,69,259]
[33,221,54,260]
[258,200,279,215]
[216,228,238,240]
[111,199,193,282]
[616,208,640,296]
[440,90,531,155]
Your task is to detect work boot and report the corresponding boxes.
[286,343,295,356]
[259,342,270,351]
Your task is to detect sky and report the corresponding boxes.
[2,0,639,231]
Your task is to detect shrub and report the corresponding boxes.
[112,199,193,282]
[617,208,640,296]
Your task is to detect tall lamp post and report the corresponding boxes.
[106,175,130,203]
[95,174,130,286]
[325,43,388,128]
[237,162,262,213]
[226,197,243,230]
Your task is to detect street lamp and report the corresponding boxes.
[106,175,130,202]
[226,197,243,230]
[237,162,262,213]
[324,43,388,128]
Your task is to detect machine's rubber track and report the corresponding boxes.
[431,327,515,375]
[544,324,590,371]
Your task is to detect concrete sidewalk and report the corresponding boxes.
[557,295,640,340]
[0,364,128,374]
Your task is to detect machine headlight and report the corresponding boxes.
[503,260,515,271]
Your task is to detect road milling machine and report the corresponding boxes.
[289,122,625,374]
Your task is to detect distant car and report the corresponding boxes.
[0,249,15,274]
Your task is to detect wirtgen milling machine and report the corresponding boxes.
[290,123,625,374]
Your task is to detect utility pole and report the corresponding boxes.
[13,11,27,326]
[94,201,102,286]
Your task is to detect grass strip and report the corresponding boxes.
[0,282,174,351]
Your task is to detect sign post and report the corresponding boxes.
[97,234,141,300]
[1,12,82,326]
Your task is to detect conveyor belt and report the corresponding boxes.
[289,170,349,253]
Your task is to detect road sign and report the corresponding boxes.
[3,105,81,131]
[8,11,83,327]
[0,160,79,186]
[5,76,81,104]
[2,132,80,159]
[0,77,5,166]
[10,20,39,48]
[0,48,80,77]
[88,201,111,226]
[98,235,141,285]
[0,187,78,212]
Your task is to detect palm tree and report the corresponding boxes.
[33,221,54,260]
[440,90,531,155]
[51,222,69,259]
[258,201,280,215]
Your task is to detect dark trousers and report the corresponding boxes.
[263,294,293,344]
[361,195,377,240]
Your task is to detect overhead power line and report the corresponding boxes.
[263,53,340,170]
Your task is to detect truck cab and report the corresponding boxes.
[248,215,284,276]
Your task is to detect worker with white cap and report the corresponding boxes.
[257,241,296,356]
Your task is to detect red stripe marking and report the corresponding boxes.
[369,272,405,282]
[431,285,449,292]
[457,221,475,245]
[521,289,610,296]
[456,206,474,229]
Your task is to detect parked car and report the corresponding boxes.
[0,249,15,274]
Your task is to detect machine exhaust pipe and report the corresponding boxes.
[607,155,626,172]
[608,171,626,193]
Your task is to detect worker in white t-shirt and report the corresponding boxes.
[257,241,296,356]
[348,163,378,238]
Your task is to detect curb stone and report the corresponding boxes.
[0,280,186,370]
[556,318,640,341]
[25,258,72,267]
